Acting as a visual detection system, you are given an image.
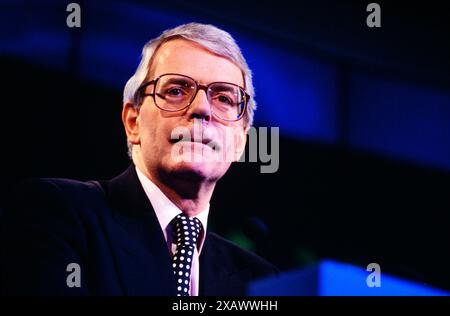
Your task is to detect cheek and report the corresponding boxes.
[220,127,245,158]
[141,116,179,157]
[138,110,161,150]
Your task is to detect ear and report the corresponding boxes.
[234,125,248,161]
[122,102,141,145]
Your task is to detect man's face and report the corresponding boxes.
[126,39,247,184]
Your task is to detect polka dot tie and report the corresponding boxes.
[171,214,203,296]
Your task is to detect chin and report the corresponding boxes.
[172,161,217,179]
[168,158,230,182]
[161,143,232,181]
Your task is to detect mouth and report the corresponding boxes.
[170,135,221,152]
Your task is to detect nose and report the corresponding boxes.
[187,88,212,122]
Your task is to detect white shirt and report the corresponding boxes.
[135,166,209,296]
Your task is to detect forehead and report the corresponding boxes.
[150,39,244,87]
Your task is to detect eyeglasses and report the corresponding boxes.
[136,73,249,122]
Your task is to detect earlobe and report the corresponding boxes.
[122,102,140,145]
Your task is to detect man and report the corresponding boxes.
[0,23,277,295]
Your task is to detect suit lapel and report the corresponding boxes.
[199,233,250,296]
[100,165,176,296]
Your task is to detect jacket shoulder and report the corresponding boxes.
[2,177,108,241]
[10,177,104,214]
[0,177,105,295]
[18,177,102,198]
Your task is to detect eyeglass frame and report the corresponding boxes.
[136,73,250,122]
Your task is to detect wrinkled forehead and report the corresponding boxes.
[148,38,245,87]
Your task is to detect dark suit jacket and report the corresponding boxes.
[0,165,276,295]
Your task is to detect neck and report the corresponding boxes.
[134,158,215,217]
[158,172,215,217]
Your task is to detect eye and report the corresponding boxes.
[216,95,233,105]
[167,88,184,96]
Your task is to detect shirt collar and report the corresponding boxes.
[135,166,209,253]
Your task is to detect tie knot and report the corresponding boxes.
[171,214,203,247]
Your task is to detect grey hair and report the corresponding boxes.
[123,23,256,156]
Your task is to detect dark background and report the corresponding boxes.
[1,1,449,291]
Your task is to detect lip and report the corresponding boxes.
[177,139,219,151]
[170,136,220,151]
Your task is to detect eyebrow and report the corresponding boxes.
[162,78,193,86]
[209,83,239,93]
